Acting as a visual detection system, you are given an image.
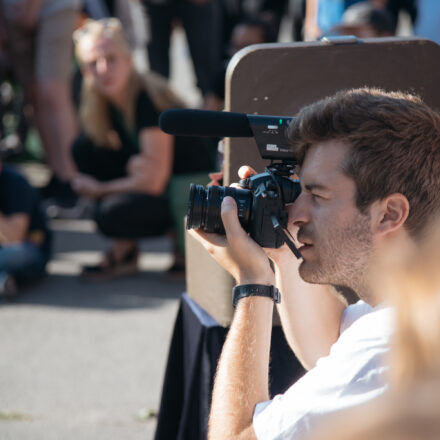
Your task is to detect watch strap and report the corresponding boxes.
[232,284,281,308]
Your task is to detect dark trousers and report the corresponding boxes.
[144,0,223,95]
[72,134,172,239]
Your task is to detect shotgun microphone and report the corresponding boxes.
[159,109,294,160]
[159,109,253,137]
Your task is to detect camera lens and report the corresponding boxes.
[187,184,252,233]
[187,184,206,230]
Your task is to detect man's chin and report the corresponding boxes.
[298,260,327,284]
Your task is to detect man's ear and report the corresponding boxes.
[371,193,410,237]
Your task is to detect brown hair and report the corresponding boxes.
[379,221,440,388]
[288,88,440,238]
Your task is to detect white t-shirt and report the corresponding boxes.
[253,300,394,440]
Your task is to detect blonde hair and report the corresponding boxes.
[308,218,440,439]
[378,221,440,388]
[73,18,185,148]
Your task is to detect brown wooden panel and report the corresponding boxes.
[187,37,440,326]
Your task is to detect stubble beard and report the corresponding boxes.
[298,212,373,294]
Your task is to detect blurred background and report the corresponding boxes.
[0,0,433,438]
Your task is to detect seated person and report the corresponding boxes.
[0,161,51,298]
[71,18,216,279]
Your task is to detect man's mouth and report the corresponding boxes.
[298,243,313,254]
[296,233,313,254]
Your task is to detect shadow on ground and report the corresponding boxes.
[1,219,185,310]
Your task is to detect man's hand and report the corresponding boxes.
[235,165,298,265]
[189,196,274,286]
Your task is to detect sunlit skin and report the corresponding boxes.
[286,140,374,295]
[80,36,133,106]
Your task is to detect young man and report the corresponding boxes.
[189,88,440,439]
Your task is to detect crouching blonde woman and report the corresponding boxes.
[72,18,215,278]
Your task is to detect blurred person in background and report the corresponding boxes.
[142,0,223,98]
[72,18,215,279]
[0,0,80,207]
[0,159,51,299]
[204,13,279,111]
[332,1,396,37]
[304,0,416,40]
[307,219,440,440]
[413,0,440,44]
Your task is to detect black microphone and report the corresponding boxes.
[159,109,253,137]
[160,108,294,160]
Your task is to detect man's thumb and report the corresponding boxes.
[221,196,245,239]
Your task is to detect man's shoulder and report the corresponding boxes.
[340,300,393,335]
[252,301,393,439]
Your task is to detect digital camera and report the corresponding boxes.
[185,114,301,249]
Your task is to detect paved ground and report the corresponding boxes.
[0,26,197,440]
[0,218,184,440]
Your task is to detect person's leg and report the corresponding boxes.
[81,192,173,278]
[95,192,173,238]
[180,0,223,95]
[32,8,79,183]
[0,243,47,282]
[144,1,174,78]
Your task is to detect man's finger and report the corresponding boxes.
[188,227,227,248]
[238,165,257,179]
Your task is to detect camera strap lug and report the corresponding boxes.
[271,216,302,259]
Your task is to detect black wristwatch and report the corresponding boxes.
[232,284,281,308]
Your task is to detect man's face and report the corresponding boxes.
[287,140,373,289]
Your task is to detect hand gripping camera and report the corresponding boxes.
[159,109,302,257]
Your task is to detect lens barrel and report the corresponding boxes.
[187,184,251,233]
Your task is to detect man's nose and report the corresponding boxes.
[287,193,310,226]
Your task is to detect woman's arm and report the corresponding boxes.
[72,127,174,198]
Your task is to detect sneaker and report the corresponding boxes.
[81,247,139,281]
[45,197,92,220]
[44,181,80,219]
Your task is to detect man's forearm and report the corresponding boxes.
[209,296,273,440]
[274,257,346,370]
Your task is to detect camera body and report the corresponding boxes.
[239,169,300,247]
[187,162,301,248]
[185,113,302,248]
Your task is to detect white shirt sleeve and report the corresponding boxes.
[252,305,393,440]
